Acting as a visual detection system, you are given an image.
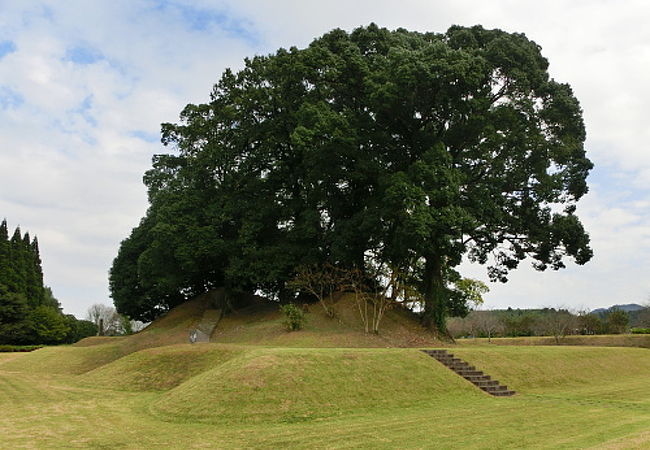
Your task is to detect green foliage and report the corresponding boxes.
[606,308,629,334]
[0,344,43,352]
[0,221,86,345]
[577,312,604,335]
[501,310,537,337]
[26,306,71,345]
[63,316,98,344]
[631,327,650,334]
[0,220,45,307]
[111,24,592,331]
[453,279,489,309]
[280,304,306,331]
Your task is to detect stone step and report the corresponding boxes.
[446,364,473,371]
[462,375,491,383]
[481,385,508,393]
[424,349,449,355]
[492,390,516,397]
[421,349,516,398]
[442,360,469,367]
[473,379,499,387]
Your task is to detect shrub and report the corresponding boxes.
[631,328,650,334]
[280,304,305,331]
[0,345,43,352]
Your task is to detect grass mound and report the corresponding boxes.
[0,343,132,375]
[80,344,245,391]
[152,347,480,424]
[2,339,650,447]
[3,293,219,375]
[212,293,440,348]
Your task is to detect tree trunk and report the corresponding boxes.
[422,254,447,335]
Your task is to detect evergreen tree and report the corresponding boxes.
[0,283,29,344]
[27,237,44,306]
[0,220,74,344]
[0,219,8,288]
[25,305,70,345]
[8,227,26,297]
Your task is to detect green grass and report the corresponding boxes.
[152,347,478,424]
[0,344,43,352]
[1,341,650,448]
[2,298,650,447]
[80,343,246,391]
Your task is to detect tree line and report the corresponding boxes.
[111,24,593,334]
[448,306,650,342]
[0,219,96,345]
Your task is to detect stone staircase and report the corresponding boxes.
[422,349,515,397]
[191,309,222,343]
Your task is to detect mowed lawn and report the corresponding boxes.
[1,344,649,448]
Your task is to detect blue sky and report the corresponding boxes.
[1,0,650,317]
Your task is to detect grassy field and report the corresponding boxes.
[2,297,650,448]
[1,341,650,448]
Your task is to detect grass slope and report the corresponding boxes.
[152,347,478,424]
[212,293,440,348]
[2,295,650,447]
[80,344,245,391]
[1,344,650,448]
[1,294,215,375]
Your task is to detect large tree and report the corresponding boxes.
[111,24,592,331]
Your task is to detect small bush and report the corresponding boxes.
[280,304,305,331]
[0,345,43,352]
[631,328,650,334]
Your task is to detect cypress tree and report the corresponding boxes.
[30,237,45,305]
[0,219,8,288]
[8,227,26,296]
[22,232,42,306]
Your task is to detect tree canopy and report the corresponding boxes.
[110,24,592,331]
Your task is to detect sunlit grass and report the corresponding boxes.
[1,342,649,448]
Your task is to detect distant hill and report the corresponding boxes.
[591,304,645,315]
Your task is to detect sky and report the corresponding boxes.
[1,0,650,318]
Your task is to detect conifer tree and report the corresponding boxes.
[0,219,8,288]
[0,220,83,345]
[8,227,26,296]
[26,235,44,305]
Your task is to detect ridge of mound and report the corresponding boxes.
[152,347,479,424]
[80,344,244,391]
